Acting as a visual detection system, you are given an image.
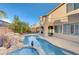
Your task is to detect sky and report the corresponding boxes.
[0,3,59,25]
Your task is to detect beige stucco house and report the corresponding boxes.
[40,3,79,40]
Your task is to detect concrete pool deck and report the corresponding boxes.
[40,36,79,54]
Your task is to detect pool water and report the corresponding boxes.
[8,47,39,55]
[23,36,29,45]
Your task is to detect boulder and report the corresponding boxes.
[0,47,7,55]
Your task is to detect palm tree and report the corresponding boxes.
[0,10,7,18]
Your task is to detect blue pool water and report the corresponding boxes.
[8,47,39,55]
[8,35,77,55]
[23,36,29,45]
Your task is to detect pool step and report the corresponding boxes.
[34,45,46,55]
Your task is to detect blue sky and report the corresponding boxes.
[0,3,59,25]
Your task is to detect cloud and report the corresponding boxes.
[1,18,11,23]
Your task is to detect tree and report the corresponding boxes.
[10,16,31,34]
[0,10,7,18]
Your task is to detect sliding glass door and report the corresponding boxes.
[74,23,79,35]
[63,23,79,35]
[63,24,71,34]
[54,25,62,33]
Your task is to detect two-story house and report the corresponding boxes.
[40,3,79,41]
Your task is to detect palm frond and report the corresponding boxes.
[0,10,7,18]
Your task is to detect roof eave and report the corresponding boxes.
[47,3,65,16]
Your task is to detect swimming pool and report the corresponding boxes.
[8,35,78,55]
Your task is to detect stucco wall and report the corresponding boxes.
[68,13,79,23]
[0,27,13,36]
[48,4,68,23]
[40,16,47,26]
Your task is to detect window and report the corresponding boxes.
[67,3,79,13]
[55,26,59,33]
[59,25,62,33]
[74,23,79,35]
[63,23,79,35]
[54,25,62,33]
[74,3,79,10]
[63,24,71,34]
[66,3,74,13]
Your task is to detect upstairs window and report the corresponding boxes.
[74,3,79,10]
[66,3,74,13]
[67,3,79,13]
